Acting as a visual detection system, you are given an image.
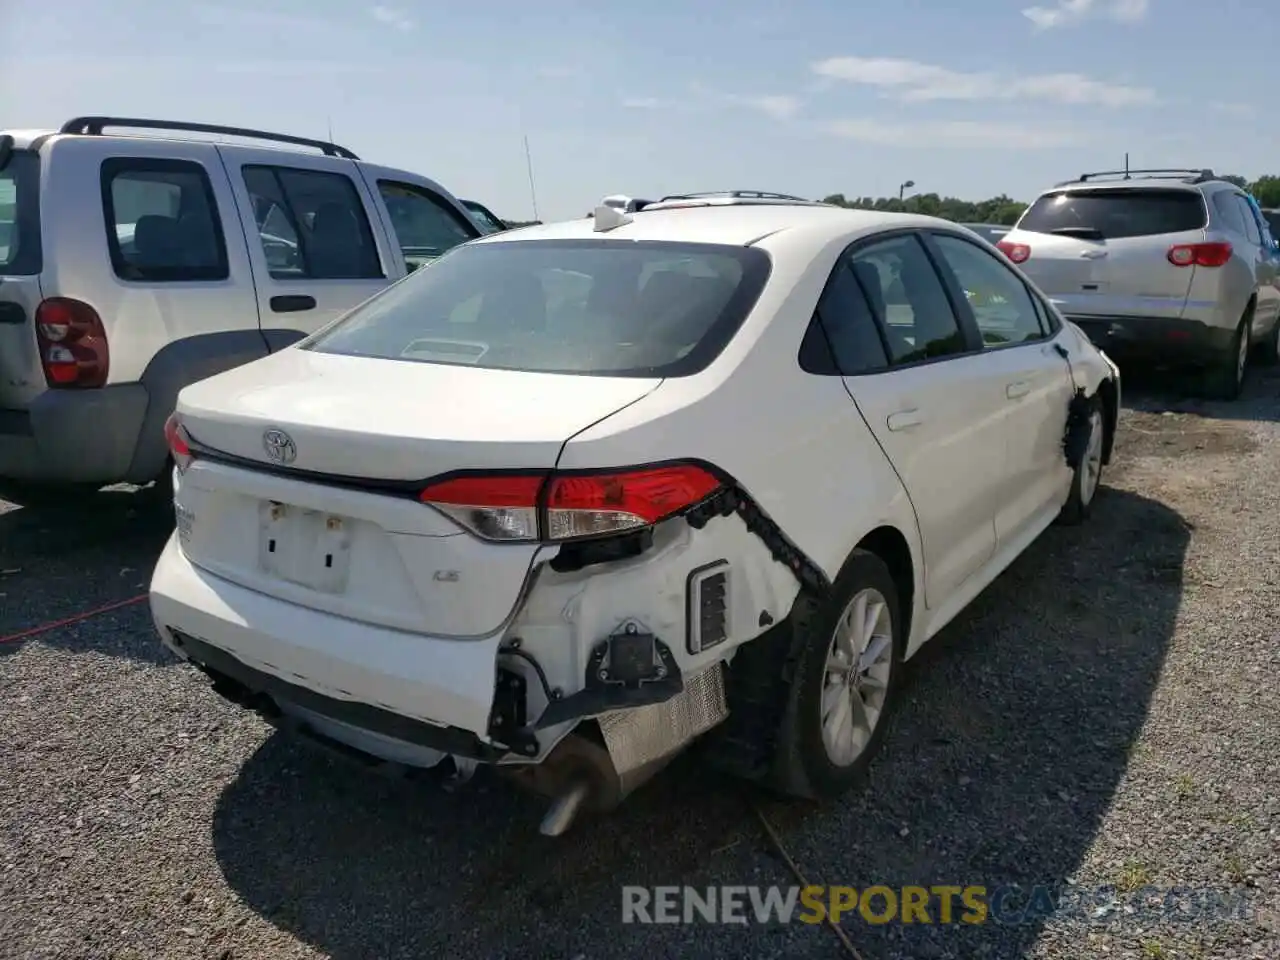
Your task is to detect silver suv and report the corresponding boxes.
[0,116,483,507]
[998,168,1280,399]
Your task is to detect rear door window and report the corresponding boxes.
[377,181,477,271]
[242,165,384,280]
[102,158,228,282]
[849,235,969,365]
[1233,196,1262,245]
[800,259,890,375]
[1213,192,1248,236]
[303,238,771,378]
[0,150,41,275]
[1017,189,1207,239]
[462,200,507,235]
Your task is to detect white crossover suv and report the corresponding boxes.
[149,194,1121,836]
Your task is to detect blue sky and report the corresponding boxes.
[3,0,1273,222]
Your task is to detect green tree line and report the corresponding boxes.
[820,173,1280,225]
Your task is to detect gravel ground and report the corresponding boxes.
[2,365,1278,960]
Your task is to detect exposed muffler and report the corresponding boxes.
[503,663,729,835]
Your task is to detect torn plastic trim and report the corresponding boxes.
[1063,386,1094,470]
[681,479,832,596]
[527,456,829,593]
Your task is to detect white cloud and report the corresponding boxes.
[811,56,1155,107]
[687,83,802,119]
[371,5,414,31]
[728,94,802,119]
[822,118,1080,149]
[622,97,663,109]
[1022,0,1149,30]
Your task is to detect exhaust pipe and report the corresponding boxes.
[539,779,591,836]
[501,730,625,836]
[505,664,730,835]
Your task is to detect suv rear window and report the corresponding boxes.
[303,238,771,377]
[1017,188,1206,240]
[0,151,41,276]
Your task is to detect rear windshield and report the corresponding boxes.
[303,238,772,377]
[0,150,41,275]
[1017,188,1206,240]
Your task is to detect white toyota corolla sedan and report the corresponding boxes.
[149,193,1120,835]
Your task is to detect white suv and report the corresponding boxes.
[0,116,483,507]
[998,168,1280,399]
[149,195,1121,835]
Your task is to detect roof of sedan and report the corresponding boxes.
[474,203,956,248]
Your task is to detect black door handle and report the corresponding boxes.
[270,295,316,313]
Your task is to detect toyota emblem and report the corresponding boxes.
[262,428,297,464]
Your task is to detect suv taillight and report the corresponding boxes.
[34,298,109,388]
[418,463,724,542]
[1167,241,1232,268]
[996,240,1031,264]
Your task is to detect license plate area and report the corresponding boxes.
[258,500,353,594]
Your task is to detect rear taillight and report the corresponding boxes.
[164,413,195,473]
[996,240,1031,264]
[34,298,109,388]
[418,463,724,543]
[1167,241,1232,268]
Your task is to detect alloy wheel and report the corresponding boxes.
[820,588,894,767]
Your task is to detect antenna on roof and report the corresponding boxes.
[523,135,541,222]
[1124,152,1130,179]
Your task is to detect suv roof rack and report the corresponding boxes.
[659,190,814,202]
[58,116,359,160]
[1056,167,1217,187]
[595,191,833,216]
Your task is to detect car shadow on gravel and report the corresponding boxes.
[0,489,174,662]
[211,486,1189,960]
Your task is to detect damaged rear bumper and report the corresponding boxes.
[150,488,802,831]
[150,535,507,753]
[166,628,510,761]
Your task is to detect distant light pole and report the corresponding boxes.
[899,179,915,201]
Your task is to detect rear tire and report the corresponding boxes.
[1201,314,1250,400]
[767,549,905,800]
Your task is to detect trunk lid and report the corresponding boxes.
[176,347,662,477]
[0,149,46,409]
[1009,186,1205,321]
[173,348,662,637]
